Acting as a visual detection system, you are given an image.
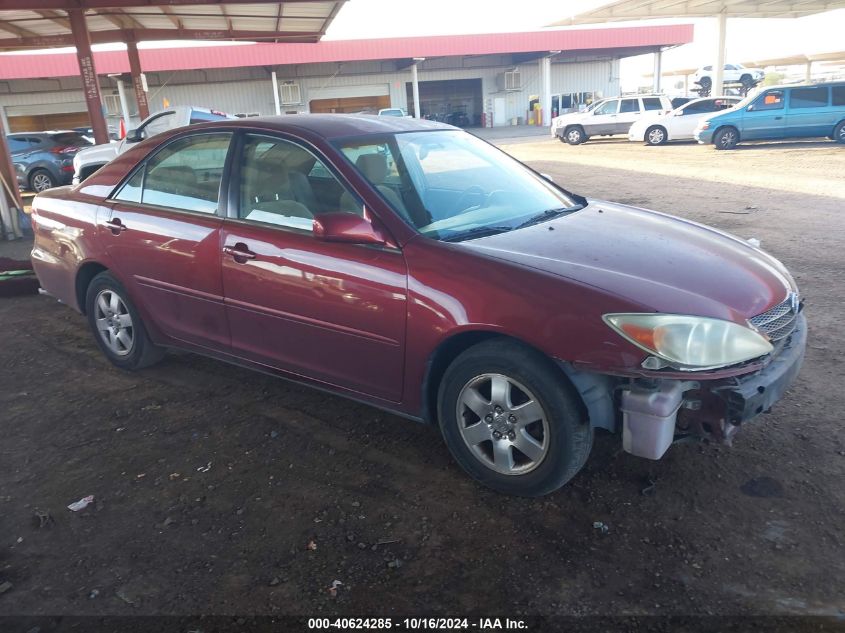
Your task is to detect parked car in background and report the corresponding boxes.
[628,96,741,145]
[550,94,674,144]
[73,126,119,143]
[31,114,806,497]
[670,96,695,109]
[378,108,409,117]
[73,106,235,183]
[695,81,845,149]
[693,63,765,95]
[7,131,92,192]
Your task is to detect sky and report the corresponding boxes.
[323,0,845,89]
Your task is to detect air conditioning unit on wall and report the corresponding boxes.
[280,82,302,105]
[496,70,522,91]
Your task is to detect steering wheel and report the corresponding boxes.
[454,185,487,212]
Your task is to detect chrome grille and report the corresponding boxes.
[750,295,799,342]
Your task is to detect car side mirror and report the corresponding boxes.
[313,211,386,245]
[746,104,754,112]
[126,128,143,142]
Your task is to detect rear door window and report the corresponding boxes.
[789,86,829,109]
[619,99,639,114]
[115,133,231,213]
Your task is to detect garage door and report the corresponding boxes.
[309,94,390,114]
[406,78,482,127]
[8,112,91,133]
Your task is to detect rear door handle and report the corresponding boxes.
[223,243,256,262]
[105,218,127,234]
[774,116,783,120]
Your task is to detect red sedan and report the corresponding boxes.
[30,115,806,496]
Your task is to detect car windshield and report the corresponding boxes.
[733,86,766,110]
[336,130,583,241]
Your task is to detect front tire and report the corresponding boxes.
[437,339,593,497]
[645,125,668,146]
[85,271,164,370]
[713,126,739,150]
[564,126,587,145]
[834,121,845,144]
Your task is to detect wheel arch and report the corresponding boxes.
[75,261,109,314]
[712,124,740,145]
[420,330,605,428]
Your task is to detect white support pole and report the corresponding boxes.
[713,9,727,96]
[653,49,663,93]
[0,106,10,136]
[539,56,552,126]
[116,78,131,132]
[805,60,813,83]
[411,62,421,119]
[684,74,689,96]
[271,71,281,115]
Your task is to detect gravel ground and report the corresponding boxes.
[1,136,844,618]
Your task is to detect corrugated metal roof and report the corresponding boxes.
[0,2,346,49]
[0,24,693,80]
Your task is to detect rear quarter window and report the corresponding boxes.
[49,132,92,146]
[832,86,845,106]
[789,86,829,109]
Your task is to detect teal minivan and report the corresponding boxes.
[694,81,845,149]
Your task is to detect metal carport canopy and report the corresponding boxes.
[0,0,346,239]
[549,0,845,96]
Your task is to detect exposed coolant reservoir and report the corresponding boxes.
[621,381,689,460]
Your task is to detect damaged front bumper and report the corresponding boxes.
[623,313,807,459]
[563,313,807,460]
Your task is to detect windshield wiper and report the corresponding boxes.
[515,205,584,230]
[440,225,513,243]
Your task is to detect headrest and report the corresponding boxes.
[355,153,388,183]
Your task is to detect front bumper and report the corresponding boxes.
[628,128,645,142]
[694,127,714,144]
[619,313,806,459]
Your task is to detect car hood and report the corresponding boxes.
[463,200,794,322]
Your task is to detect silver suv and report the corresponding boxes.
[550,95,674,145]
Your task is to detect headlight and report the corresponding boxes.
[603,313,773,371]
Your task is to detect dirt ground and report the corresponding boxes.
[1,136,844,618]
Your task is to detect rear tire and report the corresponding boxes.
[834,121,845,144]
[564,126,587,145]
[437,339,593,497]
[645,125,668,146]
[713,126,739,150]
[29,169,55,193]
[698,76,712,98]
[85,271,164,371]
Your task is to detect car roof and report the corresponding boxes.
[190,113,454,139]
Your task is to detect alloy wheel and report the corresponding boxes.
[94,289,134,356]
[455,373,550,476]
[567,129,582,144]
[31,172,53,192]
[719,130,737,148]
[648,128,665,145]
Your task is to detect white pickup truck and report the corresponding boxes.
[73,106,236,183]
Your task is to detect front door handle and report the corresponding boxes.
[223,243,256,262]
[774,116,783,120]
[105,218,127,235]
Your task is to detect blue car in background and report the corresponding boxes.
[8,130,92,192]
[695,81,845,149]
